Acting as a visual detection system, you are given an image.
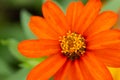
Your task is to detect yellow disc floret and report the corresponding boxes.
[59,31,86,60]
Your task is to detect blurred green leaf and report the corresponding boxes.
[102,0,120,12]
[0,59,13,80]
[19,58,45,68]
[81,0,88,4]
[20,10,36,39]
[10,0,33,7]
[49,77,54,80]
[6,68,30,80]
[7,39,26,61]
[0,24,25,40]
[0,40,16,64]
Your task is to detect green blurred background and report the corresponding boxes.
[0,0,120,80]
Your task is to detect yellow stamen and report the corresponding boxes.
[59,31,86,60]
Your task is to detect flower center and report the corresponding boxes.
[59,31,86,60]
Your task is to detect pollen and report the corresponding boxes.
[59,31,86,60]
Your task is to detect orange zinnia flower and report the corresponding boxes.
[18,0,120,80]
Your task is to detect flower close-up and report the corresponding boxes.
[18,0,120,80]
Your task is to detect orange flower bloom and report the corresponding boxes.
[18,0,120,80]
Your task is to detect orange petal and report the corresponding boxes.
[18,39,60,58]
[42,1,69,36]
[27,54,67,80]
[54,60,71,80]
[79,59,94,80]
[84,11,118,37]
[74,0,101,34]
[66,1,84,31]
[29,16,59,40]
[86,30,120,49]
[80,53,113,80]
[90,49,120,67]
[68,60,84,80]
[103,41,120,49]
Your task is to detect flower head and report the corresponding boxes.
[60,31,86,60]
[18,0,120,80]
